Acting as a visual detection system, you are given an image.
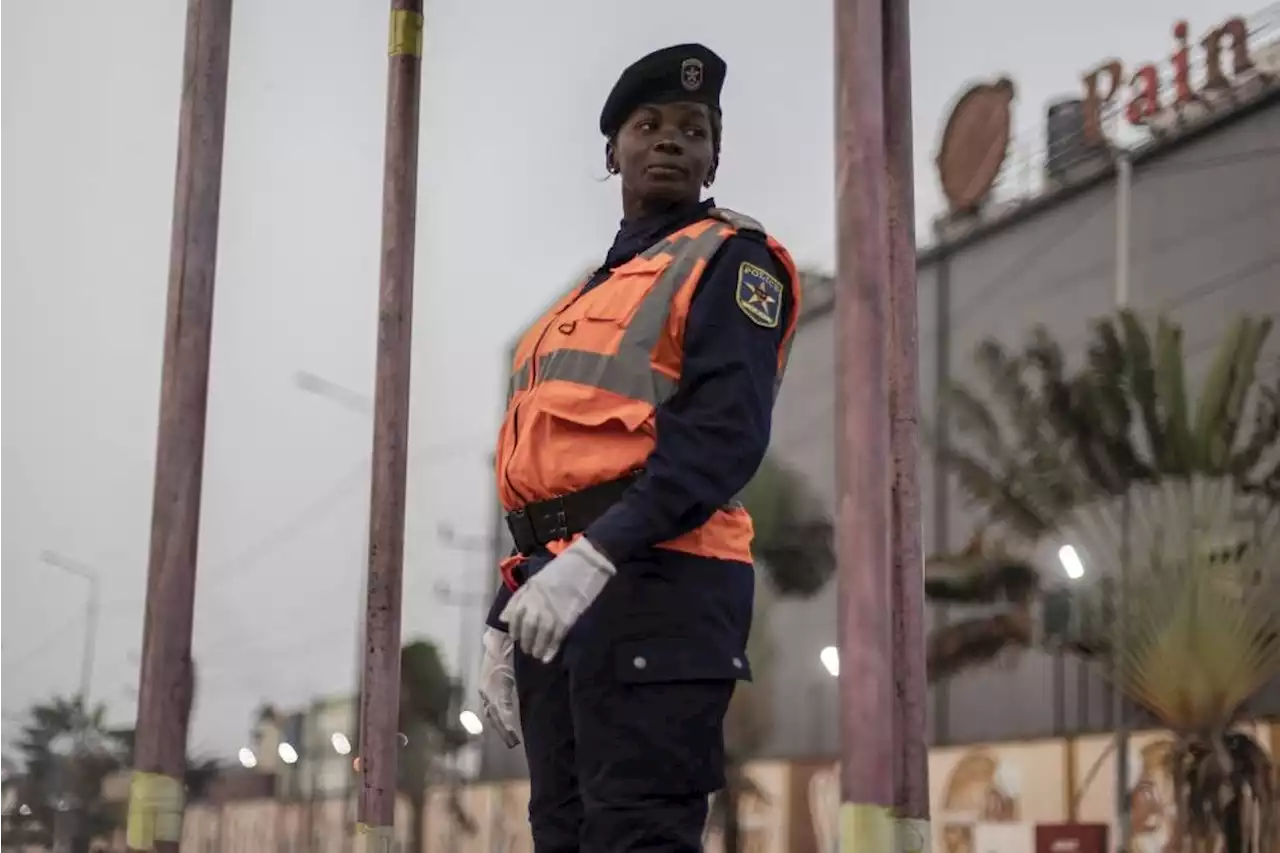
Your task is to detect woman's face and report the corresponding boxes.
[613,101,716,209]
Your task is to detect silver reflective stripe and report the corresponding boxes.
[507,361,532,404]
[708,207,765,234]
[515,223,732,404]
[615,224,735,404]
[506,209,786,406]
[774,325,796,399]
[534,349,677,404]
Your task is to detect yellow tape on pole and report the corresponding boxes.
[388,10,424,58]
[896,817,931,853]
[839,803,893,853]
[355,822,396,853]
[125,771,185,850]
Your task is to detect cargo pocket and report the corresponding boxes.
[573,636,745,799]
[614,636,751,684]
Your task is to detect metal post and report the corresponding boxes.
[883,0,931,849]
[357,1,424,848]
[348,559,367,853]
[930,227,952,748]
[128,1,233,850]
[40,553,101,709]
[833,0,894,849]
[1112,151,1133,853]
[1114,154,1132,308]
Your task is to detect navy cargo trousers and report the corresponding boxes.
[511,546,755,853]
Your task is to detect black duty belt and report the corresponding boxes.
[506,472,641,555]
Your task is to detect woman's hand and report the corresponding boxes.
[500,537,616,663]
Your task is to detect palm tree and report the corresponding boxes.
[925,311,1280,851]
[740,454,835,596]
[397,639,467,853]
[1,697,126,853]
[708,456,836,851]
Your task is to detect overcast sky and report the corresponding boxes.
[3,0,1249,759]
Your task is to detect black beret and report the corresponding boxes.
[599,43,726,137]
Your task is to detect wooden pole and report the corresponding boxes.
[127,1,233,850]
[834,0,928,848]
[356,1,424,849]
[833,0,894,847]
[883,0,931,848]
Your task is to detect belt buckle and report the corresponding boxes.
[550,508,569,542]
[530,498,571,544]
[506,508,535,554]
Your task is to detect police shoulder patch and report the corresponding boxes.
[735,262,784,328]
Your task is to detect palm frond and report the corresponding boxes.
[1056,478,1280,729]
[741,455,834,596]
[926,610,1033,684]
[924,547,1039,606]
[1154,319,1194,474]
[1119,309,1167,466]
[1193,317,1268,472]
[1231,379,1280,493]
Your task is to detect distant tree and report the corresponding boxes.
[0,697,126,853]
[397,639,467,853]
[741,454,835,596]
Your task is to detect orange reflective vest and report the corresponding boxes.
[495,208,801,564]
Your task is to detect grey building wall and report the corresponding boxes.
[763,91,1280,759]
[477,92,1280,776]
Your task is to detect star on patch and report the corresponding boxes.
[735,262,784,328]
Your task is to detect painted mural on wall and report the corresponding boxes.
[937,748,1022,853]
[1073,724,1274,853]
[149,723,1278,853]
[805,762,840,853]
[1127,737,1179,853]
[703,762,790,853]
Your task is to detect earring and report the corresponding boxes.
[703,174,716,188]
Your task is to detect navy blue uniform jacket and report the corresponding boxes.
[487,199,789,675]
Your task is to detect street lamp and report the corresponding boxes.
[38,551,100,708]
[293,371,374,416]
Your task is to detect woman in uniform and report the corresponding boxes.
[477,43,802,853]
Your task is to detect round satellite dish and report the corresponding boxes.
[936,78,1016,216]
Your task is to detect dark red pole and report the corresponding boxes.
[128,1,233,851]
[834,0,929,847]
[833,0,894,845]
[356,1,423,849]
[884,0,932,845]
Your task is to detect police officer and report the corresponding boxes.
[476,43,802,852]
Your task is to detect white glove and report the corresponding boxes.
[477,628,521,748]
[500,537,616,663]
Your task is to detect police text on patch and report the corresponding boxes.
[735,262,784,328]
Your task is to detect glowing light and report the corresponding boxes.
[1059,544,1085,580]
[820,645,839,677]
[459,710,484,736]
